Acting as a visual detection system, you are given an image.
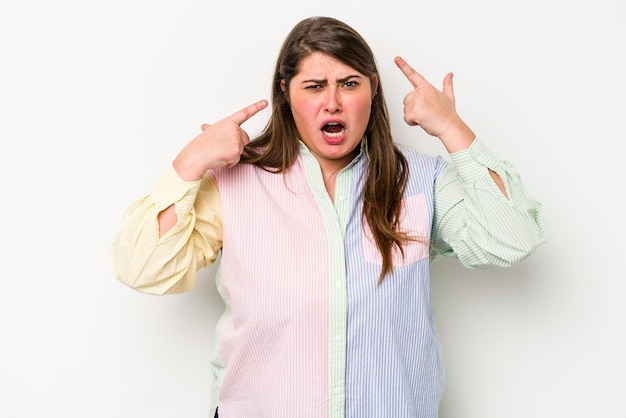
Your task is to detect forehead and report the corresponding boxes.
[295,52,363,79]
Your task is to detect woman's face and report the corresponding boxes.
[283,52,377,174]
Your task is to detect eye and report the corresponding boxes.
[343,80,359,89]
[305,84,322,91]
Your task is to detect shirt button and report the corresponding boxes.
[335,387,342,394]
[335,334,341,341]
[335,281,341,288]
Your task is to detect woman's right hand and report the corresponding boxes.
[173,99,268,181]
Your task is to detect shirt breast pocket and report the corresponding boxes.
[362,193,431,266]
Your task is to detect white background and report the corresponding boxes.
[2,0,625,417]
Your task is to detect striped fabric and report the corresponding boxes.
[343,149,445,418]
[209,149,332,417]
[111,138,546,418]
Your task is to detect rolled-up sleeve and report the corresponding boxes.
[111,165,223,295]
[431,138,546,269]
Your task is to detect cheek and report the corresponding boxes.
[291,98,320,128]
[349,99,373,126]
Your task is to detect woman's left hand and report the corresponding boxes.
[395,56,474,152]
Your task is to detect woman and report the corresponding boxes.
[111,16,546,418]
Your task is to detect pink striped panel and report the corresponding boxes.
[211,159,331,417]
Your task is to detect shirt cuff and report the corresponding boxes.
[448,137,500,183]
[149,164,203,212]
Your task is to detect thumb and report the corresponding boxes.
[201,123,212,131]
[443,73,455,104]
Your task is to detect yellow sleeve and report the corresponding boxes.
[110,165,222,295]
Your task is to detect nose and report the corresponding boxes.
[324,87,342,113]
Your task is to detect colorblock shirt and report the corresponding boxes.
[111,138,546,418]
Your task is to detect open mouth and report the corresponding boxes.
[322,122,346,138]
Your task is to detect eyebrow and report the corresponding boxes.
[301,75,363,84]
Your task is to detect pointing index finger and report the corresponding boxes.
[394,56,427,89]
[228,99,269,126]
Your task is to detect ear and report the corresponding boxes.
[280,79,290,104]
[370,75,379,98]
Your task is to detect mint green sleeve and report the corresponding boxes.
[431,138,546,269]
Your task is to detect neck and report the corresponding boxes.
[320,159,351,202]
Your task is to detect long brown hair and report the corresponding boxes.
[240,16,414,283]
